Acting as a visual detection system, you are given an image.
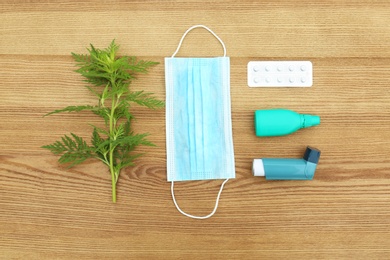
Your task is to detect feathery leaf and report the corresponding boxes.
[45,105,96,116]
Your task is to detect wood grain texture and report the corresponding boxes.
[1,0,390,259]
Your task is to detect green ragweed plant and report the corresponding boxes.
[42,40,164,202]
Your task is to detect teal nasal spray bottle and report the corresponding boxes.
[255,109,320,137]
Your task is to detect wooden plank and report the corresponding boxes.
[1,1,390,259]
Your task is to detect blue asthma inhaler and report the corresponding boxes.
[252,146,321,180]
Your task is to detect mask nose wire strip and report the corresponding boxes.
[171,179,229,219]
[171,24,227,58]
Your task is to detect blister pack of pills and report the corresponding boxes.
[247,61,313,87]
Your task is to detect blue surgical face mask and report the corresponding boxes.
[165,25,235,219]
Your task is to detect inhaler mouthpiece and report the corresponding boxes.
[252,159,265,177]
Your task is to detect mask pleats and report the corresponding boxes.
[166,57,234,181]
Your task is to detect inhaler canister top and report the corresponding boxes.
[303,146,321,164]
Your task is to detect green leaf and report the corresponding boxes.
[42,141,67,155]
[71,52,90,64]
[45,105,96,116]
[114,123,126,139]
[88,124,109,136]
[113,101,133,121]
[43,133,94,168]
[123,120,131,136]
[84,77,108,87]
[106,39,119,61]
[124,57,159,73]
[117,153,144,170]
[92,107,110,125]
[59,153,90,168]
[85,85,101,98]
[91,128,109,164]
[113,133,155,148]
[77,70,111,81]
[125,91,165,109]
[91,128,105,148]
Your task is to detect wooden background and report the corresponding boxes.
[1,1,390,259]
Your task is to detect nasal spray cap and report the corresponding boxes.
[253,146,321,180]
[255,109,320,137]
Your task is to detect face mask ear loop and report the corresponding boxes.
[171,179,229,219]
[171,25,227,58]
